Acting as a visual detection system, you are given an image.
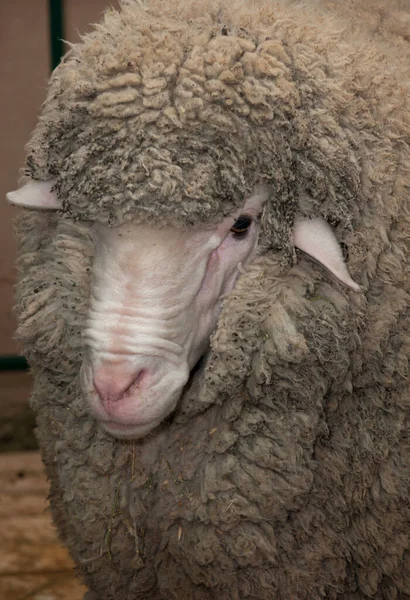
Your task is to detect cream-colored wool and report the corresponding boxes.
[13,0,409,598]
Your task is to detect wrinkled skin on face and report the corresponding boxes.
[7,180,360,439]
[81,190,268,438]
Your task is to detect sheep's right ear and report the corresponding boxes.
[293,216,361,291]
[6,180,62,210]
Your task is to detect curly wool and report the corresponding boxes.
[14,0,410,598]
[25,0,402,246]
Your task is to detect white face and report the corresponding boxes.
[80,190,268,439]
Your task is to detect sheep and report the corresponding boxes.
[7,0,410,598]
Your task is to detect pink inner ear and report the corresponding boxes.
[293,217,361,292]
[6,180,61,210]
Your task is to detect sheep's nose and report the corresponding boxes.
[93,365,145,406]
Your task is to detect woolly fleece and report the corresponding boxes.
[14,0,410,598]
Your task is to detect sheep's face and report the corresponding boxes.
[7,180,360,439]
[79,189,268,439]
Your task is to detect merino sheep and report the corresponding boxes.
[7,0,410,598]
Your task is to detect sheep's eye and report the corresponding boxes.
[231,214,253,237]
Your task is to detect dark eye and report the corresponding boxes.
[230,214,253,238]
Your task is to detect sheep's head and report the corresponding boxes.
[8,181,359,439]
[6,2,368,439]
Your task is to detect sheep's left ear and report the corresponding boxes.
[6,180,62,210]
[293,216,361,292]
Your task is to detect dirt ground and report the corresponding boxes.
[0,374,86,598]
[0,451,87,600]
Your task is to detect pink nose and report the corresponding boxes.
[93,366,145,406]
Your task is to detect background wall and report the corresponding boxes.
[0,0,117,448]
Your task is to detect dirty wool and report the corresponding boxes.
[11,0,410,598]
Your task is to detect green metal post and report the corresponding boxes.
[0,356,29,372]
[49,0,65,70]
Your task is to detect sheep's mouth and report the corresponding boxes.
[102,355,208,439]
[97,358,207,440]
[85,340,211,440]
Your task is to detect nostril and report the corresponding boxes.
[93,368,145,406]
